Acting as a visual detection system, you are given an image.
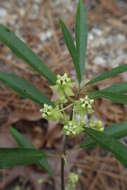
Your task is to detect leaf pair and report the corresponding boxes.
[0,24,56,106]
[87,65,127,104]
[60,0,87,84]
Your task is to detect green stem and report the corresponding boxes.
[60,85,81,190]
[60,103,73,112]
[61,136,66,190]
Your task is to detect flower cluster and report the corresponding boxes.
[63,121,84,136]
[66,172,79,190]
[74,96,94,115]
[40,73,104,136]
[51,73,74,103]
[40,104,62,122]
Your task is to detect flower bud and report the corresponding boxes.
[96,120,104,132]
[89,119,104,132]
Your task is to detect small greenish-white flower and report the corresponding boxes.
[80,96,94,114]
[66,172,79,190]
[40,104,62,121]
[51,73,74,103]
[68,172,79,185]
[74,96,94,116]
[63,121,84,136]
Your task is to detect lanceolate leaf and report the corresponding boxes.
[0,72,52,106]
[0,148,44,168]
[10,128,54,176]
[59,19,81,83]
[85,128,127,167]
[87,64,127,86]
[0,24,56,84]
[102,82,127,94]
[10,128,34,149]
[81,122,127,148]
[90,90,127,104]
[75,0,88,81]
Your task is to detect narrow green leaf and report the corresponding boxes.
[75,0,88,81]
[0,72,52,106]
[85,128,127,166]
[10,128,54,176]
[39,158,53,176]
[102,82,127,94]
[59,19,81,83]
[87,64,127,85]
[81,122,127,148]
[91,90,127,104]
[10,128,34,149]
[0,148,44,168]
[0,24,56,84]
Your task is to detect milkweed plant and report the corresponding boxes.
[0,0,127,189]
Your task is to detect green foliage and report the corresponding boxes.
[75,0,88,81]
[59,19,81,83]
[0,24,56,84]
[87,64,127,86]
[85,128,127,167]
[100,82,127,94]
[0,72,53,106]
[0,148,44,168]
[90,82,127,104]
[10,127,34,148]
[60,0,87,83]
[10,127,54,176]
[81,122,127,148]
[90,90,127,104]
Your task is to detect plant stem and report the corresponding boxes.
[61,136,66,190]
[60,86,81,190]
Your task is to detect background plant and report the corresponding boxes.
[0,0,127,189]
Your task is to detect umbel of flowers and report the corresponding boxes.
[40,73,104,136]
[66,172,79,190]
